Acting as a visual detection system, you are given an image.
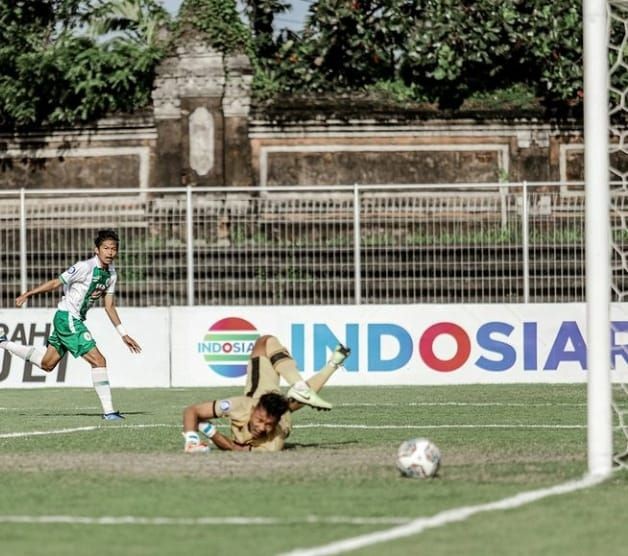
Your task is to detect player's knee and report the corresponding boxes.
[254,335,271,347]
[40,352,60,372]
[265,335,287,358]
[251,335,272,357]
[92,356,107,368]
[40,361,56,373]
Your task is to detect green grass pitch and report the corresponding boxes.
[1,384,627,555]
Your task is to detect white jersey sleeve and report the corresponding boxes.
[59,260,91,286]
[106,266,117,294]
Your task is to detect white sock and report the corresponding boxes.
[2,342,45,368]
[91,367,114,414]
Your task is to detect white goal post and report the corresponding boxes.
[584,0,613,477]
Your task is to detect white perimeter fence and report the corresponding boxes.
[0,182,626,309]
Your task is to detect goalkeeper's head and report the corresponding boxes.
[249,392,289,438]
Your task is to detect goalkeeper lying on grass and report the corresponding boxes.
[181,335,350,452]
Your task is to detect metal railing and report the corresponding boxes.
[0,182,617,308]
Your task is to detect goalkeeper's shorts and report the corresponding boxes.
[243,356,280,399]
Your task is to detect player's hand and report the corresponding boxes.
[15,293,29,307]
[122,335,142,353]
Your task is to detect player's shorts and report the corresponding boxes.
[243,356,280,399]
[47,310,97,358]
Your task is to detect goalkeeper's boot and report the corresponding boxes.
[102,411,125,421]
[286,383,332,411]
[330,343,351,368]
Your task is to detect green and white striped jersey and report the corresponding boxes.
[58,256,117,321]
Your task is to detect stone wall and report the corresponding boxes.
[0,115,157,190]
[0,43,589,191]
[248,117,585,187]
[151,38,254,188]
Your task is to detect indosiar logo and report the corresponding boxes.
[289,320,628,373]
[198,317,259,377]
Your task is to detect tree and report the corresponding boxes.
[175,0,251,55]
[397,0,581,109]
[257,0,584,112]
[267,0,399,93]
[0,0,170,128]
[87,0,170,46]
[244,0,289,60]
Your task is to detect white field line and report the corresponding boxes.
[0,426,101,438]
[0,402,587,411]
[0,407,100,411]
[0,423,174,439]
[295,424,586,430]
[279,473,609,556]
[0,515,409,526]
[338,402,586,407]
[0,422,589,439]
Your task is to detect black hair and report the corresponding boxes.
[257,392,290,421]
[95,229,120,247]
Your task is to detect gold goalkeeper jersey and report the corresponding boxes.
[213,395,291,452]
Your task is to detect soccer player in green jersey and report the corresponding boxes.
[0,229,141,420]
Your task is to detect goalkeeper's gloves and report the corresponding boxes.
[183,431,210,453]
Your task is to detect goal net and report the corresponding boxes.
[608,0,628,469]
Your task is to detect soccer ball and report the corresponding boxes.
[396,438,441,479]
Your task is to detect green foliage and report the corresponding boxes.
[176,0,252,55]
[243,0,289,59]
[267,0,398,93]
[88,0,171,46]
[397,0,582,108]
[524,2,582,103]
[398,0,531,108]
[466,83,539,111]
[0,0,592,124]
[0,0,169,128]
[258,0,584,112]
[251,66,284,101]
[365,79,429,104]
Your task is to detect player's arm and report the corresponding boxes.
[183,401,217,431]
[212,432,251,452]
[249,435,285,452]
[184,402,250,452]
[15,278,62,307]
[103,294,141,353]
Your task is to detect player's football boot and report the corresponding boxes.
[184,442,210,454]
[286,384,332,411]
[102,411,125,421]
[330,343,351,367]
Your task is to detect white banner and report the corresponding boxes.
[0,308,170,388]
[170,303,628,386]
[4,304,628,387]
